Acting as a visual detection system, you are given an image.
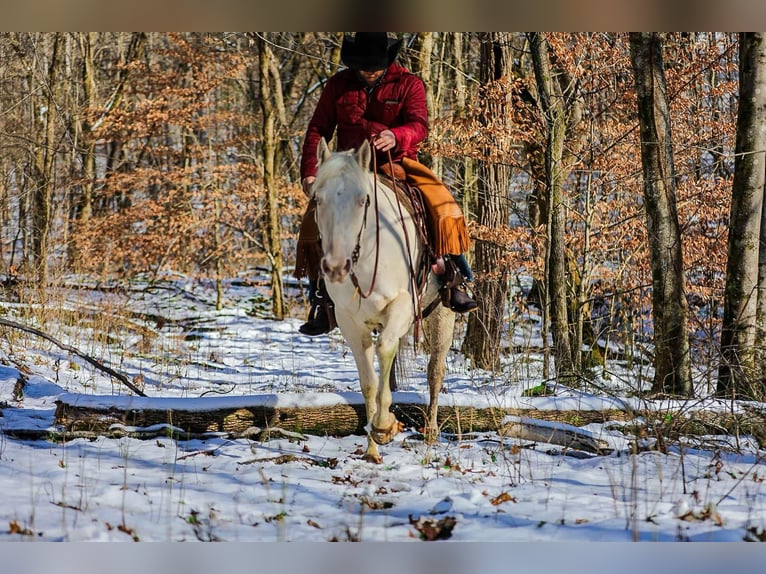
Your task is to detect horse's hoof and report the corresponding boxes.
[362,453,383,464]
[370,420,404,445]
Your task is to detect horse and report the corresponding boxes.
[312,137,456,463]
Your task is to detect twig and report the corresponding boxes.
[238,453,338,468]
[0,317,147,397]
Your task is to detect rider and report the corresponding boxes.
[295,32,478,336]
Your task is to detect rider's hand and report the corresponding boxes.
[302,176,316,198]
[372,130,396,152]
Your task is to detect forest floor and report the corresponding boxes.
[0,274,764,543]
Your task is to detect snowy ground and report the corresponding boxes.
[0,276,765,550]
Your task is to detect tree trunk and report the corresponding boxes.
[257,34,285,320]
[528,32,575,378]
[451,33,478,221]
[629,32,692,396]
[76,32,97,224]
[461,33,512,371]
[32,32,62,288]
[412,32,440,175]
[718,33,766,400]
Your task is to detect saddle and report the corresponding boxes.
[376,161,469,331]
[376,162,435,286]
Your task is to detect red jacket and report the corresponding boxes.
[300,63,429,179]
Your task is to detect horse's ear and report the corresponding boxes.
[356,139,372,171]
[317,137,332,165]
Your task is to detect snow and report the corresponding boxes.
[1,277,765,559]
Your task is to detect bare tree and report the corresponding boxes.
[257,33,286,319]
[718,32,766,400]
[629,32,692,396]
[461,33,513,371]
[528,32,576,378]
[31,32,62,288]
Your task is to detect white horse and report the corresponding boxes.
[313,137,456,463]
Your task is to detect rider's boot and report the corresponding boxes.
[299,278,336,336]
[434,255,478,314]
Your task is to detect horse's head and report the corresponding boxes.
[313,138,372,284]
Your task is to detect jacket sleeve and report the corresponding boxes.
[300,79,339,179]
[389,74,429,154]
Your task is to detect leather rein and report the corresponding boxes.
[348,143,432,339]
[349,149,381,299]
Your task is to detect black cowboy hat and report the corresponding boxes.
[341,32,402,71]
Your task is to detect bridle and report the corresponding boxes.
[349,148,381,299]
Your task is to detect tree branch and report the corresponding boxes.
[0,317,147,397]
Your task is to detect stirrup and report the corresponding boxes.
[435,256,477,314]
[440,284,478,313]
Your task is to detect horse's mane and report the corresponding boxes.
[316,148,417,218]
[315,150,368,190]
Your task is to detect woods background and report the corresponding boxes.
[0,32,760,401]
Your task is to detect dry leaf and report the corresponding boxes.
[408,515,457,541]
[9,521,33,536]
[491,492,517,505]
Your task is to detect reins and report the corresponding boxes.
[385,152,424,338]
[349,141,429,342]
[349,144,381,299]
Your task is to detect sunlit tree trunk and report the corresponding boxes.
[76,32,97,224]
[258,34,285,320]
[32,32,62,288]
[528,32,575,378]
[451,33,478,221]
[629,32,692,396]
[462,33,512,371]
[718,32,766,400]
[412,32,441,176]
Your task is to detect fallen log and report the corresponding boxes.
[501,415,610,454]
[53,391,630,439]
[49,391,766,453]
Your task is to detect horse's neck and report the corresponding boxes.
[374,172,416,215]
[364,175,417,242]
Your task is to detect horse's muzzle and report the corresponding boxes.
[321,256,352,283]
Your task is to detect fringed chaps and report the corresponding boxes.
[294,198,322,281]
[401,157,471,256]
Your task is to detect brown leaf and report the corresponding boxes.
[491,492,517,506]
[408,515,457,541]
[9,521,34,536]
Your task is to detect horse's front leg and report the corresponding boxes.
[368,340,404,446]
[368,301,410,447]
[335,312,382,463]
